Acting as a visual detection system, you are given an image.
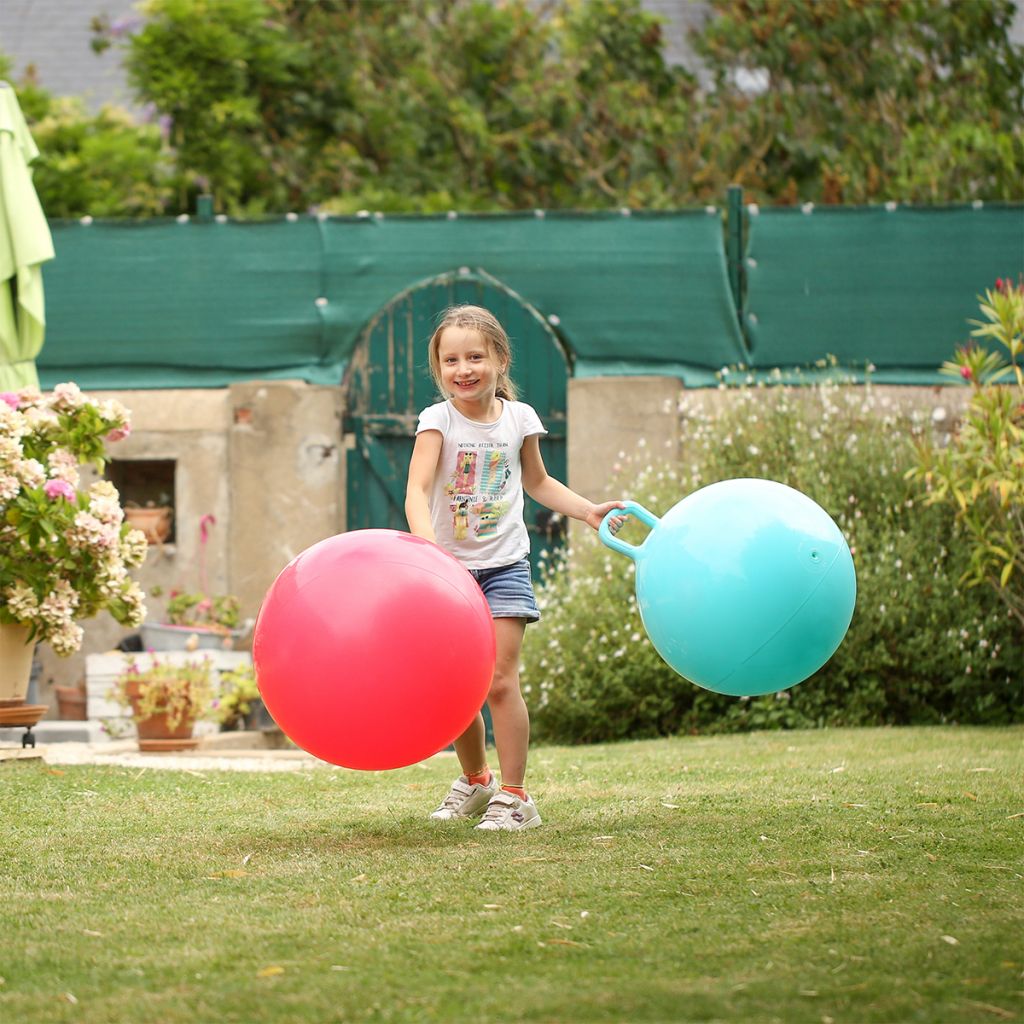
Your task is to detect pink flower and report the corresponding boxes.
[106,424,131,442]
[44,478,76,501]
[200,513,216,543]
[0,392,19,409]
[960,365,973,381]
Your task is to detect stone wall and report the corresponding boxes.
[35,382,344,702]
[34,377,967,709]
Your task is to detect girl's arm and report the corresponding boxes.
[405,430,443,541]
[521,434,625,531]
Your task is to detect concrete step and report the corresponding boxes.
[0,720,109,746]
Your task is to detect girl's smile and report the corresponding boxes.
[437,326,506,418]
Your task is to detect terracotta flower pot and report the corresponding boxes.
[124,506,173,545]
[55,685,88,720]
[125,680,200,752]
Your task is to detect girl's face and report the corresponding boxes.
[436,326,506,407]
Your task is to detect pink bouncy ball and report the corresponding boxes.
[252,530,495,770]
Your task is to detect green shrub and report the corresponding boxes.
[523,375,1021,743]
[910,278,1024,629]
[2,55,178,219]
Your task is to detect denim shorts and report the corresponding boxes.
[469,558,540,622]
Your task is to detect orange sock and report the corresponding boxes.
[466,768,492,787]
[501,784,527,801]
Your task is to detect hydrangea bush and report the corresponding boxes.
[0,383,147,655]
[522,374,1020,742]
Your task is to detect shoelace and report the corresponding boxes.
[441,782,473,810]
[480,795,516,823]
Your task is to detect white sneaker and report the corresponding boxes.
[475,791,542,831]
[429,774,498,820]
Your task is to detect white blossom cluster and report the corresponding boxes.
[0,385,146,655]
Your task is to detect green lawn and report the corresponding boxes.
[2,726,1021,1023]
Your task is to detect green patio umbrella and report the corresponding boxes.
[0,82,54,391]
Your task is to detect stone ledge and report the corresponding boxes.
[0,719,108,746]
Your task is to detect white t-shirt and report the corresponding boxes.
[415,399,547,570]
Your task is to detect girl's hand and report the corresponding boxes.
[585,500,627,533]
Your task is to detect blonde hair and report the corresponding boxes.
[427,305,518,401]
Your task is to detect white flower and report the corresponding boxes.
[22,405,59,433]
[16,458,45,488]
[89,490,123,526]
[0,406,23,439]
[4,583,38,618]
[47,448,81,487]
[49,621,84,657]
[120,530,148,567]
[97,398,129,425]
[39,579,80,625]
[50,382,87,411]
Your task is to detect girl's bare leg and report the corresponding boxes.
[486,617,529,787]
[452,712,487,776]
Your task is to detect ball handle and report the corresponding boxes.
[599,500,660,561]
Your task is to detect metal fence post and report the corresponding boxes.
[726,184,744,329]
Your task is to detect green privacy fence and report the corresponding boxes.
[36,203,1022,390]
[39,219,324,388]
[739,201,1023,384]
[37,210,745,390]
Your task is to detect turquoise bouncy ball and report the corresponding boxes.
[599,479,857,697]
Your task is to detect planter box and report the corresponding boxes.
[140,622,247,651]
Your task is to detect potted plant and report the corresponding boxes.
[123,501,173,545]
[0,383,148,712]
[141,515,246,651]
[210,662,267,731]
[109,652,215,751]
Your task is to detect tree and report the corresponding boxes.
[18,0,1024,215]
[95,0,697,214]
[0,55,176,218]
[693,0,1024,203]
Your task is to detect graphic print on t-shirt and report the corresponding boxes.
[444,442,511,540]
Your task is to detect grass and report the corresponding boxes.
[1,726,1021,1024]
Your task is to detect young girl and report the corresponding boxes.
[405,304,624,831]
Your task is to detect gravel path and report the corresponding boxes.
[39,741,326,772]
[0,732,326,772]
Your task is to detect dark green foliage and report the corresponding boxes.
[694,0,1024,203]
[0,55,177,218]
[522,378,1022,742]
[8,0,1020,216]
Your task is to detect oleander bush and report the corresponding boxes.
[523,375,1021,743]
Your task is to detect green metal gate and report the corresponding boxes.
[344,269,570,577]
